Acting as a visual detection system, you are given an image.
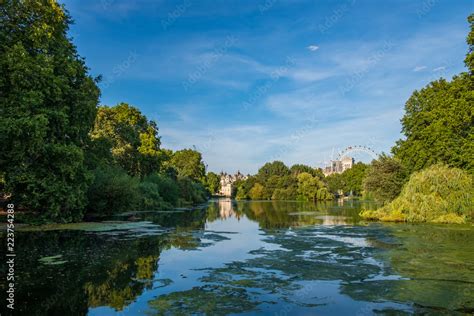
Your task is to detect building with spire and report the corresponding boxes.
[218,171,247,197]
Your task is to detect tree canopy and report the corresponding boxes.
[363,154,408,204]
[0,0,100,221]
[393,14,473,175]
[169,149,206,183]
[90,103,162,177]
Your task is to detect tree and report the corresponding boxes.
[205,172,220,194]
[297,172,321,201]
[90,103,162,177]
[169,149,206,182]
[361,164,473,224]
[465,14,474,74]
[256,161,290,183]
[290,164,325,179]
[325,173,344,195]
[249,183,265,200]
[341,162,368,195]
[363,154,408,204]
[0,0,100,221]
[392,15,473,175]
[86,166,140,215]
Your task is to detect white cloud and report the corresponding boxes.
[307,45,320,51]
[433,66,446,72]
[413,65,427,72]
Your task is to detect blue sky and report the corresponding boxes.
[62,0,473,174]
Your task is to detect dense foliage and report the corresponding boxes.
[204,172,221,195]
[392,14,473,175]
[0,1,209,222]
[0,0,100,222]
[361,165,473,223]
[235,162,333,201]
[325,162,368,197]
[362,15,474,223]
[90,103,163,177]
[363,154,408,204]
[168,149,206,182]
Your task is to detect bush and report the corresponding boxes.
[360,164,473,223]
[249,183,265,200]
[177,177,208,205]
[138,181,168,211]
[86,166,139,215]
[363,154,408,204]
[271,187,298,200]
[317,187,334,201]
[142,174,179,206]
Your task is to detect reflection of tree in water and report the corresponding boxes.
[206,199,374,229]
[233,200,355,229]
[344,224,474,313]
[0,210,208,315]
[84,254,159,311]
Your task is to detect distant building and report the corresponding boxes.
[323,156,354,177]
[219,171,247,197]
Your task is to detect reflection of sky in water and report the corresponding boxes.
[89,215,283,315]
[19,199,473,315]
[89,201,407,315]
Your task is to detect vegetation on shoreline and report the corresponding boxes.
[0,1,472,225]
[360,165,473,224]
[361,14,474,224]
[233,161,334,201]
[0,2,211,223]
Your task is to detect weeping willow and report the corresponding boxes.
[360,164,473,224]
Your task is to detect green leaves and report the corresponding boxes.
[0,0,99,222]
[363,154,408,204]
[393,74,473,175]
[169,149,206,183]
[90,103,162,177]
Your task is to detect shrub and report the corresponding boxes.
[86,166,139,215]
[177,177,208,205]
[143,174,179,206]
[249,183,265,200]
[317,187,334,201]
[360,164,473,223]
[363,154,408,204]
[271,187,298,200]
[138,181,168,211]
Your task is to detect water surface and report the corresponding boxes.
[1,199,473,315]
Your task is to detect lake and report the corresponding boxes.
[1,199,474,315]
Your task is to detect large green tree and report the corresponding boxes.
[392,15,474,174]
[341,162,368,195]
[204,171,220,194]
[169,149,206,182]
[90,103,162,177]
[256,161,290,183]
[0,0,100,221]
[363,154,408,204]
